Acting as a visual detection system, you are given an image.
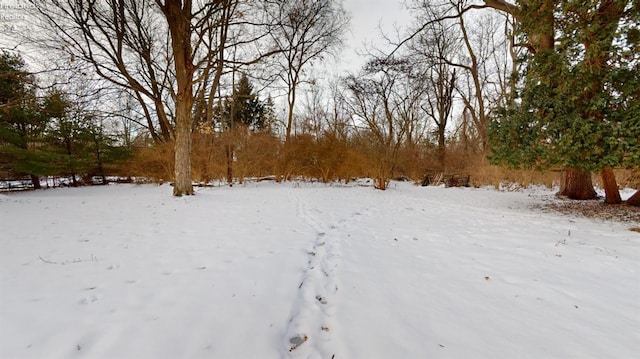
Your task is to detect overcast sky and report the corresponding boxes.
[0,0,415,88]
[335,0,413,74]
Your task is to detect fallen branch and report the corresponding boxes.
[39,256,57,264]
[38,254,97,265]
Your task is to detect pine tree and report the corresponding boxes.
[221,74,266,131]
[43,91,104,186]
[261,95,278,134]
[0,52,53,188]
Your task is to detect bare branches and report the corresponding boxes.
[390,0,519,58]
[482,0,519,16]
[262,0,350,145]
[28,0,175,141]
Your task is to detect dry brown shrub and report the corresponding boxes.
[235,131,281,180]
[316,133,350,182]
[441,142,558,188]
[191,132,227,182]
[468,161,558,189]
[336,147,367,183]
[394,144,436,181]
[190,129,281,183]
[285,132,356,183]
[346,133,398,189]
[287,134,316,180]
[455,156,637,191]
[127,129,636,191]
[124,142,174,182]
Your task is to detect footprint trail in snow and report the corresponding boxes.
[283,189,370,358]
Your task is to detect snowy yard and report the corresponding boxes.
[1,181,638,358]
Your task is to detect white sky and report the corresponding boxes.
[0,0,413,75]
[335,0,413,74]
[0,0,415,108]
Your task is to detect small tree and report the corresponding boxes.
[220,74,266,131]
[405,11,459,172]
[264,0,349,178]
[42,90,95,186]
[84,117,132,184]
[344,58,411,190]
[0,52,52,188]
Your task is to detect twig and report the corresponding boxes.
[39,256,57,264]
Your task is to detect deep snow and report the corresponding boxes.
[1,181,638,358]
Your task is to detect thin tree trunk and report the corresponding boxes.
[558,168,597,200]
[437,129,446,173]
[226,132,233,186]
[282,86,296,182]
[601,166,622,204]
[30,174,41,189]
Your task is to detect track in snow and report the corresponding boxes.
[283,189,371,358]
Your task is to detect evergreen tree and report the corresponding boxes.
[0,52,53,188]
[489,1,639,202]
[84,117,132,184]
[43,90,96,186]
[261,95,278,134]
[221,74,266,131]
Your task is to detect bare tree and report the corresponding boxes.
[397,0,514,174]
[399,0,602,200]
[394,74,429,150]
[405,8,460,172]
[28,0,245,196]
[344,58,411,190]
[263,0,349,178]
[448,3,508,152]
[28,0,175,142]
[153,0,195,195]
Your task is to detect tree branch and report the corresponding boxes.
[482,0,519,16]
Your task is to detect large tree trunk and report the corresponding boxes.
[601,166,622,204]
[581,4,626,205]
[162,1,194,196]
[173,101,194,196]
[627,190,640,206]
[558,168,597,200]
[530,3,599,202]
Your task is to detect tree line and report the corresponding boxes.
[0,52,130,188]
[0,0,637,205]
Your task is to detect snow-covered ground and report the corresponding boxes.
[1,181,638,358]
